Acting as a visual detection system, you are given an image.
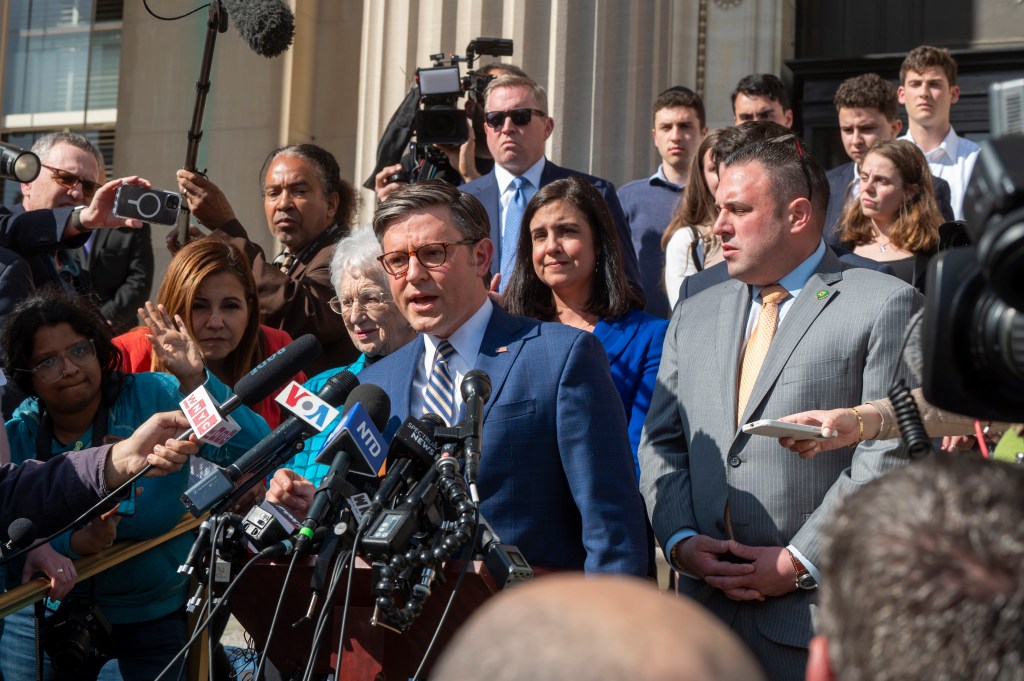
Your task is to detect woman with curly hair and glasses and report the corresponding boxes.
[0,286,269,681]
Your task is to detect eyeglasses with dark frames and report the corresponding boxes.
[377,239,481,277]
[767,134,813,202]
[484,108,547,130]
[41,164,102,201]
[19,338,98,384]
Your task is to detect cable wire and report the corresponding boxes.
[143,0,211,21]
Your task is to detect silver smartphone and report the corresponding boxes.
[113,184,181,225]
[741,419,837,441]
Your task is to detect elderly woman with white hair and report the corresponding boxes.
[280,226,417,484]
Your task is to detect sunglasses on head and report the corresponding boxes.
[484,108,547,130]
[42,164,101,200]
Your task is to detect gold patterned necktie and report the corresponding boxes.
[736,284,789,425]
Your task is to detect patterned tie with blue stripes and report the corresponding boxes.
[424,340,457,425]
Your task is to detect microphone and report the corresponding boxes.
[2,518,37,555]
[461,369,491,500]
[177,334,322,444]
[357,414,444,532]
[221,0,295,58]
[296,385,391,551]
[181,370,360,517]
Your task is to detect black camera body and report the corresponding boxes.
[413,37,513,147]
[43,600,113,673]
[922,135,1024,422]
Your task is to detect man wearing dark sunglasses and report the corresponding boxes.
[460,75,641,295]
[18,132,153,333]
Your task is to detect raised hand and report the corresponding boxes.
[140,301,205,393]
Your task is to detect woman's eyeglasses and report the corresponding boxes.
[42,165,102,201]
[330,291,390,315]
[20,339,98,384]
[484,108,547,130]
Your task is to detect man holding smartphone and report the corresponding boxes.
[638,124,922,681]
[14,133,153,320]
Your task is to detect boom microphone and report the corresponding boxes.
[221,0,295,58]
[181,370,360,517]
[177,334,322,443]
[296,384,391,551]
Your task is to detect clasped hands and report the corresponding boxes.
[675,535,797,602]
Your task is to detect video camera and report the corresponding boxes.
[414,37,513,147]
[0,141,40,183]
[367,37,513,188]
[922,134,1024,422]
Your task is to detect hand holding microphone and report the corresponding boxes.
[106,410,199,486]
[266,468,316,519]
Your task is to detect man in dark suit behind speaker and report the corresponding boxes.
[459,75,641,295]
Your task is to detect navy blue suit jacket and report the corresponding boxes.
[357,304,651,575]
[824,161,955,244]
[460,160,642,294]
[676,246,896,306]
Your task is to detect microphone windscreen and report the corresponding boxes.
[221,0,295,58]
[344,384,392,431]
[234,334,321,405]
[461,368,492,402]
[6,518,37,549]
[319,369,361,408]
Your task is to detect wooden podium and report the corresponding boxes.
[226,555,498,680]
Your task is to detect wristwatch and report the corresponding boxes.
[789,550,817,590]
[69,205,90,232]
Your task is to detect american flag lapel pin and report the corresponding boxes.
[496,346,508,353]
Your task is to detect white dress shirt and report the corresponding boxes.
[900,126,980,220]
[410,298,494,420]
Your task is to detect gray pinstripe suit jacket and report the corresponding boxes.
[638,247,922,652]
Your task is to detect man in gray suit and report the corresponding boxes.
[639,126,922,680]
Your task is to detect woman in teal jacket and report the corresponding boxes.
[0,287,269,681]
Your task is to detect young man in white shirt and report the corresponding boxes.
[897,45,980,220]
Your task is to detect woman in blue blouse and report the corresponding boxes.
[0,287,269,681]
[503,176,668,481]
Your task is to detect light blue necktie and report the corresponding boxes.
[500,176,529,292]
[424,340,457,425]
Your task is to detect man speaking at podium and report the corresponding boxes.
[270,181,650,575]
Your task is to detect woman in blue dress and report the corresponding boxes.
[503,176,669,481]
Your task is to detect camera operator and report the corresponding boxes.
[373,62,528,203]
[12,133,153,333]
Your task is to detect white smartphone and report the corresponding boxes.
[742,419,837,441]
